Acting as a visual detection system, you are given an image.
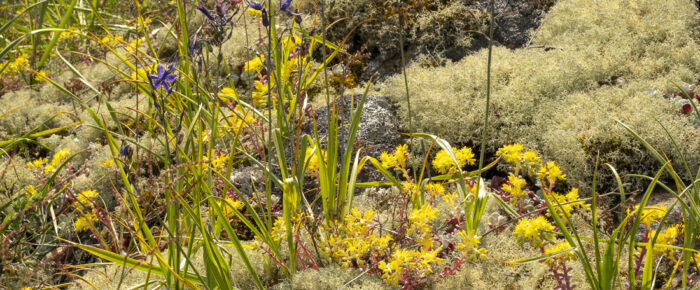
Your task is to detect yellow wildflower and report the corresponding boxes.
[378,248,442,286]
[244,54,265,73]
[44,148,71,175]
[424,182,445,198]
[513,215,556,248]
[627,204,667,226]
[74,212,98,232]
[101,34,124,47]
[432,146,476,174]
[380,144,408,170]
[219,197,244,219]
[248,7,262,17]
[497,143,524,164]
[456,230,487,261]
[304,145,325,175]
[25,185,37,197]
[649,224,682,259]
[220,87,236,97]
[544,241,577,267]
[76,189,99,206]
[27,157,48,169]
[537,161,566,184]
[502,173,527,204]
[100,159,115,168]
[545,188,590,218]
[210,153,229,173]
[322,208,393,268]
[408,204,439,250]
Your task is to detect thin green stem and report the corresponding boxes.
[475,0,495,201]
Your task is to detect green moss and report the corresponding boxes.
[374,0,700,192]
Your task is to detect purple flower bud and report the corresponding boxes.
[682,103,692,114]
[261,8,269,27]
[197,5,216,21]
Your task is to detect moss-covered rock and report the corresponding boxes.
[374,0,700,192]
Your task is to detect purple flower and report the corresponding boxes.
[197,5,216,21]
[280,0,300,16]
[246,0,264,11]
[198,3,236,27]
[147,63,178,95]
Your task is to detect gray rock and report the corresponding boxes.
[308,94,404,183]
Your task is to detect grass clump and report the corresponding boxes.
[374,0,700,192]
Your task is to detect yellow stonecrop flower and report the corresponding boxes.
[247,7,262,17]
[74,212,98,232]
[304,145,325,175]
[545,188,590,218]
[424,182,445,198]
[544,241,577,267]
[25,185,37,197]
[408,204,439,250]
[44,148,71,175]
[537,161,566,185]
[456,230,487,262]
[218,197,244,219]
[1,52,29,76]
[76,189,99,207]
[27,157,48,169]
[380,144,408,171]
[323,208,393,268]
[244,54,265,73]
[627,204,667,226]
[513,215,556,248]
[251,80,271,108]
[502,173,527,204]
[101,34,124,47]
[649,224,682,259]
[497,143,524,164]
[432,146,476,174]
[210,153,229,173]
[100,159,115,168]
[441,191,460,213]
[378,248,443,286]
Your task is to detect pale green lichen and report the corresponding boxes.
[373,0,700,192]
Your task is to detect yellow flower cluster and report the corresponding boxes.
[25,185,38,197]
[76,189,99,208]
[210,153,230,173]
[74,212,98,232]
[244,54,265,73]
[1,52,28,76]
[251,80,271,108]
[218,197,244,219]
[497,143,541,174]
[424,182,445,199]
[537,161,566,185]
[100,159,115,168]
[513,216,556,248]
[323,208,392,268]
[380,144,408,171]
[545,188,590,218]
[456,230,487,262]
[101,34,124,47]
[304,145,325,175]
[544,241,577,267]
[627,204,667,226]
[27,157,48,169]
[432,146,476,174]
[502,173,527,205]
[44,148,71,175]
[378,248,443,286]
[407,204,439,250]
[28,149,71,175]
[649,224,682,259]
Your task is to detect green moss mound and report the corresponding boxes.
[374,0,700,192]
